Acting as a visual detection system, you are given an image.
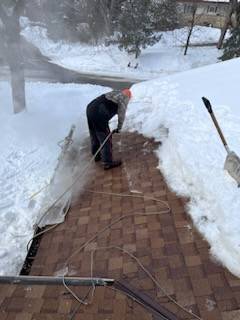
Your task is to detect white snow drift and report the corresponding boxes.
[0,81,108,275]
[128,57,240,277]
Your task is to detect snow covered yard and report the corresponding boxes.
[21,17,224,79]
[0,81,108,275]
[128,57,240,277]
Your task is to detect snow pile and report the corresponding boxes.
[0,81,107,275]
[20,17,132,78]
[21,17,224,79]
[160,26,223,46]
[138,26,227,76]
[127,57,240,277]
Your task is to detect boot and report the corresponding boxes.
[104,160,122,170]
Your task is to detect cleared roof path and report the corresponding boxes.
[0,132,240,320]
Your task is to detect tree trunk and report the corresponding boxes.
[135,43,140,59]
[8,19,26,114]
[217,0,238,49]
[184,6,197,56]
[0,1,26,114]
[8,47,26,114]
[108,0,117,32]
[99,0,111,35]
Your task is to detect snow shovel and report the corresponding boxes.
[202,97,240,187]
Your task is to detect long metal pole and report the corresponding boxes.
[0,276,114,287]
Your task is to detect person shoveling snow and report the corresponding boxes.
[86,88,132,170]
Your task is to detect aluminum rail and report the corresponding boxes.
[0,275,114,286]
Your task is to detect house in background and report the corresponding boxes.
[177,0,230,28]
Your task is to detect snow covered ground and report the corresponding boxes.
[21,17,224,80]
[0,81,108,275]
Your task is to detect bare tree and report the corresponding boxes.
[93,0,118,36]
[99,0,111,35]
[184,4,197,55]
[0,0,26,114]
[217,0,238,49]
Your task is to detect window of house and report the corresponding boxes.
[184,4,195,14]
[207,5,218,13]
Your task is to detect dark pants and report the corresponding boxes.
[86,95,117,163]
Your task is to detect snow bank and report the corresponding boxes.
[20,17,133,78]
[21,17,224,79]
[0,81,107,275]
[127,57,240,277]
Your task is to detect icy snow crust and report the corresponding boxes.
[0,81,108,275]
[128,58,240,278]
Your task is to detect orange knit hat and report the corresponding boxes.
[122,88,132,99]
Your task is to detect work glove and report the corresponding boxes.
[112,128,120,134]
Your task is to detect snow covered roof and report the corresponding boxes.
[178,0,230,3]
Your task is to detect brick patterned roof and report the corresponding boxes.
[0,132,240,320]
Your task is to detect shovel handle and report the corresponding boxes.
[202,97,213,114]
[202,97,229,152]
